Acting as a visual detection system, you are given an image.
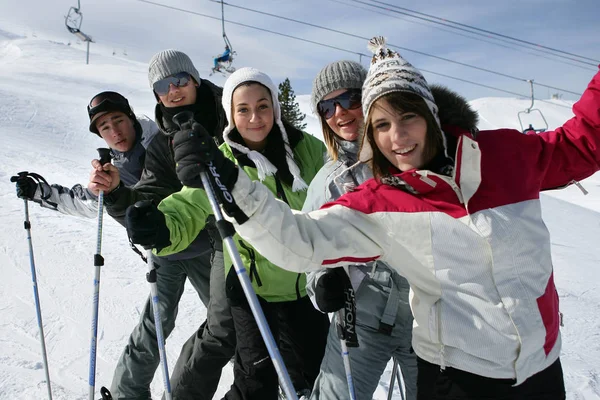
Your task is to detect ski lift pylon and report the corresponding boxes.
[64,0,94,64]
[518,79,548,134]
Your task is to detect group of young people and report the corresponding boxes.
[13,34,600,400]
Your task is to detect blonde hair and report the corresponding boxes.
[319,115,342,161]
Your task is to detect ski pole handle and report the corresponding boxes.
[97,148,112,165]
[172,111,194,132]
[10,171,29,183]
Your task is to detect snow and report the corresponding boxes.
[1,30,599,400]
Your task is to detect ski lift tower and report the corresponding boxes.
[65,1,94,64]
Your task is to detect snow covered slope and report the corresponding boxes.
[1,31,599,399]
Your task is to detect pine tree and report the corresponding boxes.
[278,78,307,130]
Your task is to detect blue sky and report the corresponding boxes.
[1,0,599,101]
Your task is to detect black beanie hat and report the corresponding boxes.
[88,91,136,135]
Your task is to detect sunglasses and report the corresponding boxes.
[317,89,362,119]
[153,72,192,96]
[87,91,130,119]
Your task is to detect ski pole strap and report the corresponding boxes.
[11,171,53,200]
[379,274,401,336]
[337,286,359,347]
[205,163,249,225]
[128,237,148,264]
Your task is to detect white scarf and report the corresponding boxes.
[222,67,308,191]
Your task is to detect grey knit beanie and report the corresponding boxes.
[310,60,367,113]
[148,49,201,90]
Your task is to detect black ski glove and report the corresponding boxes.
[314,267,352,313]
[173,122,238,191]
[125,200,171,251]
[13,176,38,200]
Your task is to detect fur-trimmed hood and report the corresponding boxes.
[430,84,479,133]
[379,85,479,189]
[358,84,479,163]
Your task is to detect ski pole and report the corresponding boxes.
[173,112,298,400]
[88,148,112,400]
[336,309,357,400]
[395,357,405,400]
[143,247,172,400]
[387,357,399,400]
[10,171,53,400]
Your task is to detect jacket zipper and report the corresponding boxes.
[422,171,465,205]
[437,301,446,370]
[237,240,262,287]
[274,176,289,204]
[295,274,301,300]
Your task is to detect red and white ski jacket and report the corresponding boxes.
[229,69,600,384]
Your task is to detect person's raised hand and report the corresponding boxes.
[88,159,121,195]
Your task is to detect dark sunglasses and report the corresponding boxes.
[317,89,362,119]
[152,72,192,96]
[87,91,130,119]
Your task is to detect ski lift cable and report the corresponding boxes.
[352,0,595,68]
[137,0,361,56]
[210,0,583,96]
[362,0,600,65]
[327,0,596,73]
[220,0,233,50]
[135,0,574,107]
[421,70,572,109]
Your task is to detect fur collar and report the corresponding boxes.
[430,84,479,132]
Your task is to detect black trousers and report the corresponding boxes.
[223,271,330,400]
[417,356,566,400]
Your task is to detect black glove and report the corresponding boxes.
[13,176,38,200]
[173,122,238,190]
[314,267,352,312]
[125,200,171,251]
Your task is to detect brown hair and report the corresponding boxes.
[230,81,302,187]
[364,92,444,179]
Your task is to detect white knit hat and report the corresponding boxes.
[359,36,443,162]
[222,67,308,191]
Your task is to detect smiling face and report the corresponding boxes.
[231,83,275,151]
[322,89,364,142]
[370,97,430,172]
[95,111,137,152]
[157,77,198,107]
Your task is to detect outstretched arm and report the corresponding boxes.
[13,173,99,219]
[229,171,389,273]
[169,117,388,274]
[537,68,600,189]
[35,182,99,218]
[155,186,213,256]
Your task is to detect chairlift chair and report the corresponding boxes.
[64,1,93,64]
[65,6,83,34]
[210,0,237,76]
[518,80,548,134]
